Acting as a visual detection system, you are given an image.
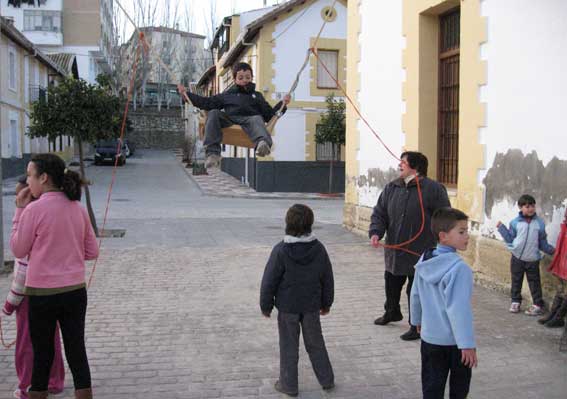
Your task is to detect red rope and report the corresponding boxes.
[310,48,425,256]
[87,35,144,289]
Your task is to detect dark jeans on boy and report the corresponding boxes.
[384,271,414,324]
[28,288,91,392]
[421,340,471,399]
[204,109,272,155]
[278,311,334,393]
[510,255,544,306]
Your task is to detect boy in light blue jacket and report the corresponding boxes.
[410,207,477,399]
[497,194,555,316]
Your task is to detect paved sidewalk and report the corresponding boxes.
[0,150,565,399]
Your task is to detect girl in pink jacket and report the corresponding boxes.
[10,154,99,399]
[2,176,65,399]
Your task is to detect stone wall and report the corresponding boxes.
[128,107,185,149]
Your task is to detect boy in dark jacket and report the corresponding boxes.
[178,62,290,168]
[260,204,334,397]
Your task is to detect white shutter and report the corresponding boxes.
[316,50,338,89]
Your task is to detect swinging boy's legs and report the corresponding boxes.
[204,110,234,167]
[231,115,273,157]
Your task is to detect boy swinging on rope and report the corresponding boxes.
[178,62,291,169]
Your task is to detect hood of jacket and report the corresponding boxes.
[415,248,462,285]
[281,235,320,266]
[226,82,256,94]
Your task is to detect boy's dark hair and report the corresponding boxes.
[232,62,253,78]
[285,204,314,237]
[431,207,468,242]
[400,151,428,176]
[30,153,84,201]
[518,194,536,207]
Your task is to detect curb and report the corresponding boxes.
[176,156,343,201]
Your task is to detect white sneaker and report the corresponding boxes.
[256,140,271,157]
[509,302,521,313]
[525,304,544,316]
[205,154,221,169]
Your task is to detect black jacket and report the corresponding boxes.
[368,176,450,276]
[187,83,286,123]
[260,238,334,315]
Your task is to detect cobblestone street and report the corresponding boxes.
[1,151,565,399]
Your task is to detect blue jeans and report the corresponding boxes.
[421,340,471,399]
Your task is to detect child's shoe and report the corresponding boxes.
[13,389,22,399]
[274,380,298,397]
[256,140,271,157]
[509,302,521,313]
[525,304,544,316]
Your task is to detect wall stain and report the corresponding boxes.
[356,167,398,189]
[483,149,567,221]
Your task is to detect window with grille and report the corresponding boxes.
[437,9,460,186]
[316,50,338,89]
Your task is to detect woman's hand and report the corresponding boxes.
[283,94,291,105]
[15,187,33,209]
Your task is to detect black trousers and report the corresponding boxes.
[204,109,272,155]
[28,288,91,391]
[421,341,472,399]
[278,311,334,392]
[510,255,544,307]
[384,271,414,325]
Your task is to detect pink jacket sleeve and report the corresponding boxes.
[83,208,99,260]
[10,207,36,260]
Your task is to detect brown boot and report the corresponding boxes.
[75,388,93,399]
[28,392,48,399]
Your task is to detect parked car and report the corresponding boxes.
[94,139,127,166]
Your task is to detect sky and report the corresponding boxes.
[116,0,284,45]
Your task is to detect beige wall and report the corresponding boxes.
[63,0,101,46]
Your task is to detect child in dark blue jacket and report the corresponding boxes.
[497,194,555,316]
[260,204,334,397]
[410,207,477,399]
[179,62,290,168]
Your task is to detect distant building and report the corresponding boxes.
[1,0,115,83]
[120,26,208,109]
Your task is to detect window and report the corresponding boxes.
[10,119,19,157]
[316,50,338,89]
[437,9,460,186]
[23,10,62,33]
[9,49,17,90]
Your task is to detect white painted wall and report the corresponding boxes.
[271,0,347,102]
[479,0,567,241]
[355,0,404,207]
[271,109,312,161]
[480,0,567,168]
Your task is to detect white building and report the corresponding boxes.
[1,0,115,83]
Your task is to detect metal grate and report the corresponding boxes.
[316,141,340,161]
[437,9,460,186]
